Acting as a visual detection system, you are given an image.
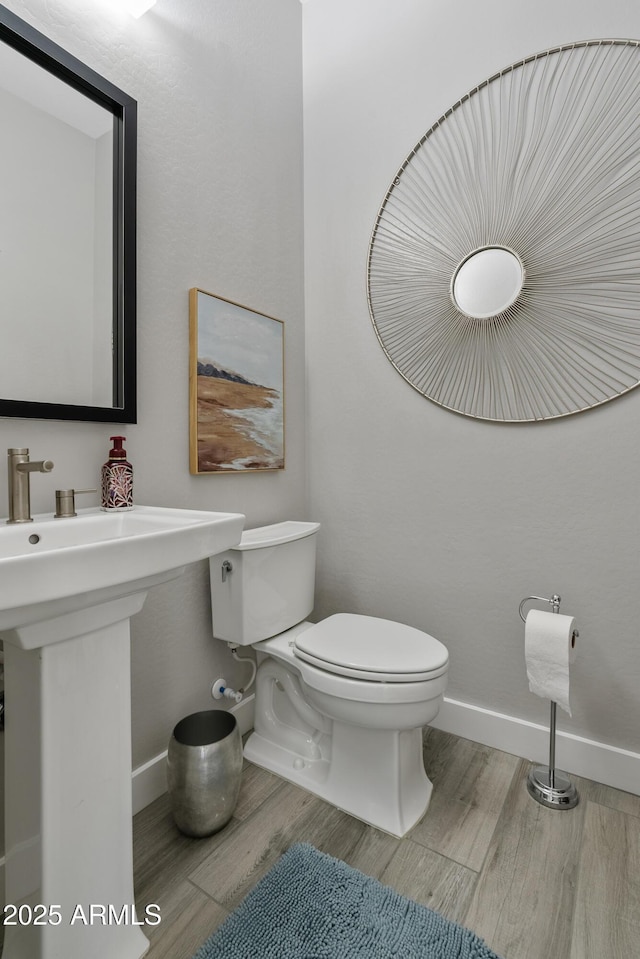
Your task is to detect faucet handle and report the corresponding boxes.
[54,488,97,519]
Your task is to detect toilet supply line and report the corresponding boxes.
[229,644,257,692]
[211,646,257,703]
[211,644,257,705]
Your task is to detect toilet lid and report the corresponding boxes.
[293,613,448,682]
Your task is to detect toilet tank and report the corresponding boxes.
[209,521,320,645]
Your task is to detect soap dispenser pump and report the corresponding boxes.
[101,435,133,511]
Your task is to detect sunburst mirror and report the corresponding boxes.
[367,40,640,421]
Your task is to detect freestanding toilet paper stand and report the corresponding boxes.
[519,594,579,810]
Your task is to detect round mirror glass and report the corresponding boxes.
[452,247,524,318]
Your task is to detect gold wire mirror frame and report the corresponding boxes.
[367,40,640,422]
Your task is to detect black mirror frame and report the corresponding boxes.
[0,4,137,423]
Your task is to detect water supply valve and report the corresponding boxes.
[211,678,242,703]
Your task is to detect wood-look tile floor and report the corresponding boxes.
[133,728,640,959]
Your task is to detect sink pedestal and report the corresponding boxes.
[3,592,156,959]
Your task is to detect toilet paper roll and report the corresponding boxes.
[524,609,578,716]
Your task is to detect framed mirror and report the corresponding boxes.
[368,40,640,422]
[0,4,137,422]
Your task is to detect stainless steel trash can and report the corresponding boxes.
[167,709,243,838]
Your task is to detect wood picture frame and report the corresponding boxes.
[189,289,285,473]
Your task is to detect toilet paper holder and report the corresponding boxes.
[519,593,579,810]
[518,593,561,623]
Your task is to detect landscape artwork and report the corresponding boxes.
[189,289,284,473]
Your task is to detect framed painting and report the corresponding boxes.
[189,289,285,473]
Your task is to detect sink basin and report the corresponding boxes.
[0,504,244,959]
[0,505,245,639]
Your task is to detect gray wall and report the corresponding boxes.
[0,0,306,767]
[303,0,640,754]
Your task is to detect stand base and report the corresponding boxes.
[527,765,579,809]
[3,596,151,959]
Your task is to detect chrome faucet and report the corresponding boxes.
[7,448,54,524]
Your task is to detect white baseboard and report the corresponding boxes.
[132,695,255,815]
[432,697,640,797]
[131,750,169,816]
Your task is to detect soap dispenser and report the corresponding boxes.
[101,436,133,511]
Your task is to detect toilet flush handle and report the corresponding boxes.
[221,560,233,582]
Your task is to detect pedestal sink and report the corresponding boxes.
[0,505,245,959]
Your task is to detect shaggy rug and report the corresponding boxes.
[193,842,502,958]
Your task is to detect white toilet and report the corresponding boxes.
[209,521,448,837]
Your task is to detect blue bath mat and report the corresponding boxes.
[192,842,502,958]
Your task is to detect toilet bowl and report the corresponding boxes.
[209,522,448,837]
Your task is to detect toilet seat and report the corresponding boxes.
[293,613,448,683]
